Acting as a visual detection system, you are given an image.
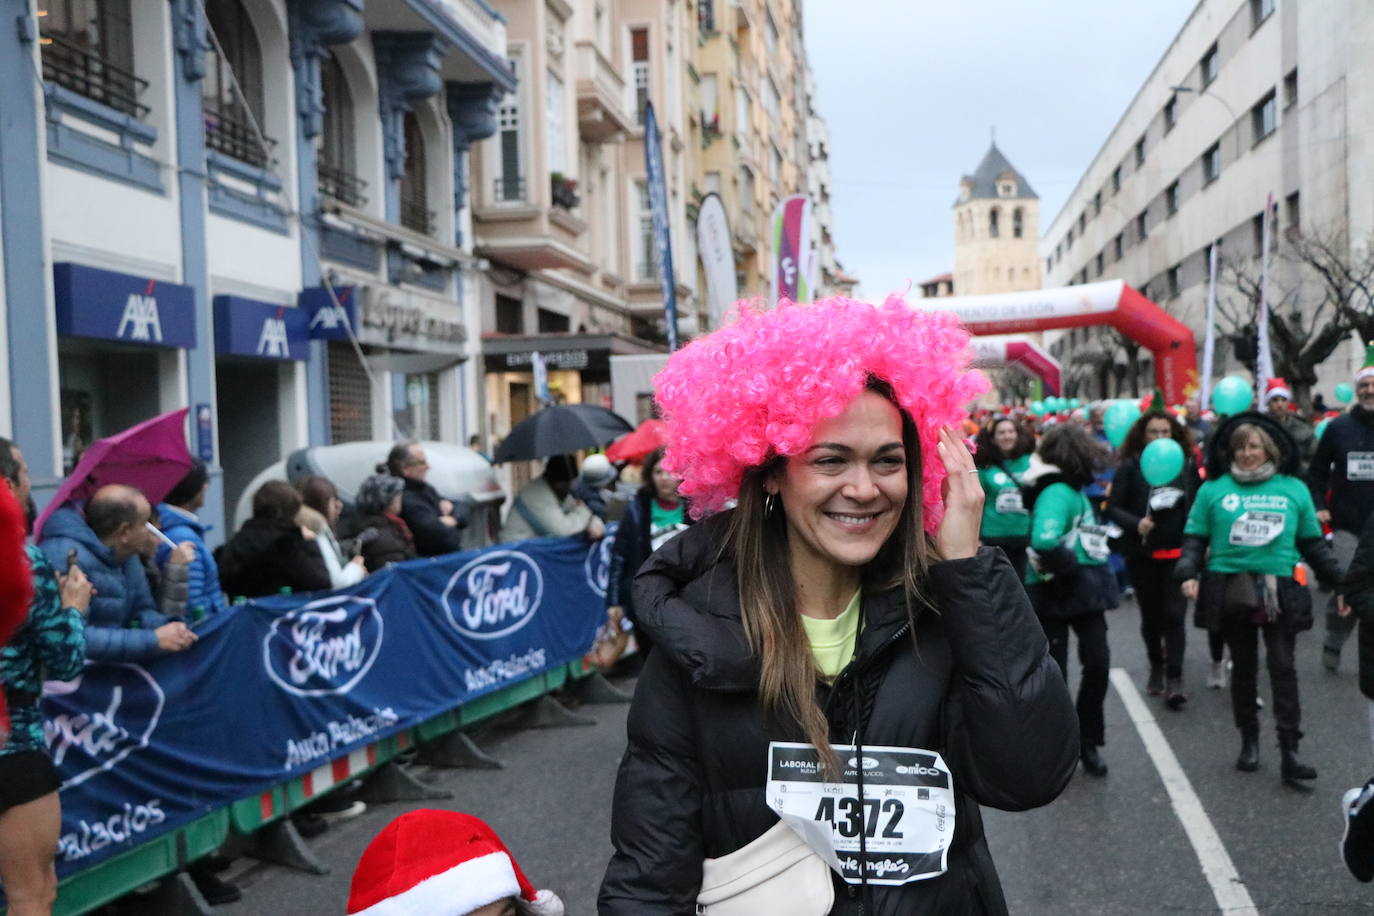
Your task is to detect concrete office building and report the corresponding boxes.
[1042,0,1374,399]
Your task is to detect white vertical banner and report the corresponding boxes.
[532,351,550,404]
[1255,192,1276,399]
[695,193,737,329]
[1200,243,1219,412]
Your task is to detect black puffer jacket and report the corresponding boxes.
[1106,455,1201,555]
[218,520,331,599]
[1307,405,1374,534]
[599,514,1078,916]
[400,478,465,557]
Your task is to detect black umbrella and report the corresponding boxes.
[494,404,635,463]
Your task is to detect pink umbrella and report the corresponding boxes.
[34,408,192,540]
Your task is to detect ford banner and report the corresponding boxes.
[31,533,609,881]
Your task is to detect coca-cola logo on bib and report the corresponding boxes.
[263,596,384,697]
[43,664,165,789]
[443,550,544,640]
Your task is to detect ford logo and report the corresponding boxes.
[263,596,384,697]
[43,664,165,790]
[443,550,544,640]
[584,525,617,598]
[847,756,880,771]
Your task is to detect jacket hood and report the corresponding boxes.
[1205,410,1300,478]
[635,511,910,692]
[1019,454,1060,486]
[41,504,113,560]
[157,503,211,535]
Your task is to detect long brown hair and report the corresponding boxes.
[723,377,939,768]
[973,416,1035,468]
[1118,410,1194,463]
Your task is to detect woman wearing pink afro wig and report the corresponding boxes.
[599,297,1079,915]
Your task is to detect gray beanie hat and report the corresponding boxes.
[356,474,404,516]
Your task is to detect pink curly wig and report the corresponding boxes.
[654,296,989,533]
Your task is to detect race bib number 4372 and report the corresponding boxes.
[766,742,956,886]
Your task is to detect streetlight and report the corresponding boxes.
[1169,84,1240,162]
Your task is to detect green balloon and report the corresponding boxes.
[1140,438,1185,486]
[1316,418,1331,441]
[1336,383,1355,404]
[1103,401,1140,448]
[1030,400,1046,416]
[1069,398,1083,410]
[1211,376,1254,416]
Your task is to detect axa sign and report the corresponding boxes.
[443,550,544,640]
[300,285,358,341]
[257,317,290,357]
[42,664,166,789]
[52,263,196,349]
[262,596,385,697]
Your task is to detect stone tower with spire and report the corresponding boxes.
[952,142,1041,296]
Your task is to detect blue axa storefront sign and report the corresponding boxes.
[299,285,358,340]
[213,295,309,360]
[53,263,196,348]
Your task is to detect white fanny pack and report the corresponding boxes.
[696,820,834,915]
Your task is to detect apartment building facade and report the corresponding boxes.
[1042,0,1374,399]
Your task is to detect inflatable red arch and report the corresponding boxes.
[926,280,1198,404]
[970,337,1061,395]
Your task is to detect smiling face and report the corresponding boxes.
[992,419,1018,455]
[652,462,682,503]
[1359,376,1374,410]
[769,390,909,578]
[1233,431,1269,472]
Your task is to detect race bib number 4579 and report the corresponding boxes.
[766,742,956,886]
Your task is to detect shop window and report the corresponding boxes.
[39,0,144,119]
[631,27,650,125]
[399,111,433,235]
[319,52,366,206]
[204,0,274,168]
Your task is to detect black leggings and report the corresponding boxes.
[1042,612,1110,747]
[1126,556,1187,678]
[1220,611,1300,739]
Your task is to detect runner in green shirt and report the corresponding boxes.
[1176,413,1345,783]
[974,416,1034,583]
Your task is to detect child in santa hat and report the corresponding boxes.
[347,810,564,916]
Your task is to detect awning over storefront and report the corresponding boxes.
[481,333,666,375]
[213,296,309,361]
[53,262,196,349]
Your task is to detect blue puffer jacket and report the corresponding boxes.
[155,504,228,617]
[38,504,169,661]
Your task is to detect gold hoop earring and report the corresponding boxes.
[764,492,777,515]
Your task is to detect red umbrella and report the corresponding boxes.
[34,408,192,540]
[606,419,669,463]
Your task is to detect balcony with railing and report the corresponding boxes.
[493,176,526,203]
[318,160,368,208]
[575,40,634,142]
[204,99,275,170]
[399,193,435,237]
[474,169,592,273]
[41,31,149,121]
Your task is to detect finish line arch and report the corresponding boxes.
[927,280,1198,404]
[970,337,1061,395]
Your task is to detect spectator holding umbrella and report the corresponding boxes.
[572,453,618,521]
[501,456,605,543]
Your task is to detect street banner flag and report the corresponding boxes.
[1256,192,1277,400]
[642,103,679,350]
[1200,243,1219,413]
[532,351,550,404]
[770,195,815,304]
[695,192,737,329]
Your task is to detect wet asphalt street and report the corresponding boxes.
[222,594,1374,915]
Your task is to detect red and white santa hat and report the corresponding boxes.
[1264,377,1292,403]
[347,810,564,916]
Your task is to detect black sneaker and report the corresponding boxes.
[1342,781,1374,882]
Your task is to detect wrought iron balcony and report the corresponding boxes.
[40,31,149,120]
[493,176,526,203]
[399,195,435,236]
[318,160,368,207]
[204,99,275,170]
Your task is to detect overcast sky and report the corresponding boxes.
[803,0,1198,299]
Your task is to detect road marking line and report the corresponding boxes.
[1110,667,1260,915]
